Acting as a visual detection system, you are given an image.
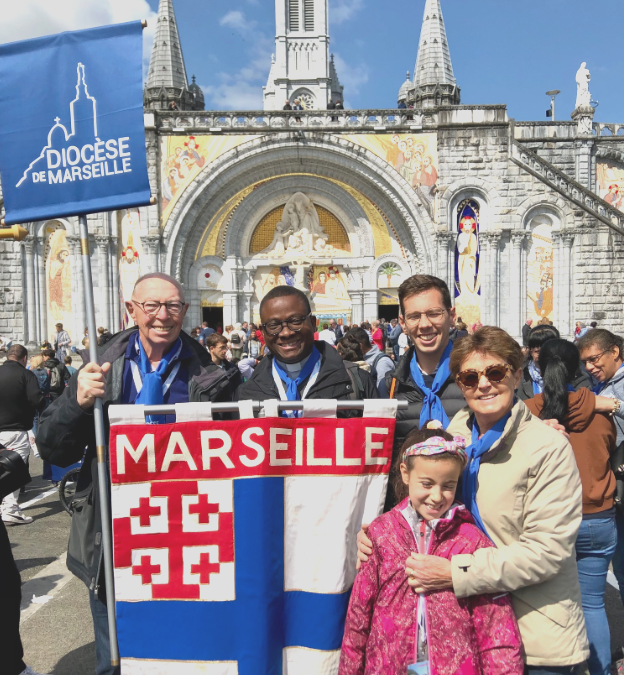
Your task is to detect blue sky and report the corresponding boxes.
[144,0,623,122]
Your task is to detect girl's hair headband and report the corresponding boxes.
[402,436,468,466]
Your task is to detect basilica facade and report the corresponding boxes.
[2,0,624,348]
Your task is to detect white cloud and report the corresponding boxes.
[0,0,157,76]
[330,0,365,24]
[202,27,272,111]
[333,53,369,98]
[219,10,257,35]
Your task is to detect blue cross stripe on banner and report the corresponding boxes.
[116,477,351,674]
[0,21,150,224]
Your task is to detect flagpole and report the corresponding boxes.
[78,213,119,667]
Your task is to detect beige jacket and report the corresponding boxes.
[448,401,589,667]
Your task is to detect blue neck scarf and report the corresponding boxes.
[593,364,624,394]
[135,334,183,410]
[409,340,453,428]
[273,346,322,401]
[528,360,544,395]
[463,413,510,536]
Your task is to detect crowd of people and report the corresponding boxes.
[0,270,623,675]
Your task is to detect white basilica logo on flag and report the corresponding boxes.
[0,21,150,224]
[108,402,397,674]
[16,63,134,189]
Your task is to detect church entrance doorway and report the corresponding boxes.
[202,307,223,332]
[378,305,399,322]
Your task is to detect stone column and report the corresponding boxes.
[144,235,160,274]
[560,231,575,339]
[434,232,454,288]
[35,237,47,343]
[67,235,86,341]
[510,232,527,340]
[480,231,502,327]
[95,236,111,331]
[110,237,121,330]
[362,290,379,322]
[22,236,37,346]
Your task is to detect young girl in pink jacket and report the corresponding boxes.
[339,425,524,675]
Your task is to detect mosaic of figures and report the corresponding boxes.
[526,224,554,323]
[342,133,438,205]
[597,160,624,211]
[252,264,351,323]
[119,210,144,329]
[46,227,73,339]
[160,135,260,225]
[454,200,481,328]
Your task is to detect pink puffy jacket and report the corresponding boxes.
[339,501,524,675]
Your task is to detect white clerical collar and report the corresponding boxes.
[275,352,311,377]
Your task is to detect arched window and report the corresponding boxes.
[454,199,481,327]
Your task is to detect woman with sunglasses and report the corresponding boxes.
[524,339,616,675]
[405,326,588,673]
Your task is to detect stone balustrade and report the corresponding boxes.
[147,105,509,133]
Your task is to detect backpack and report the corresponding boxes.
[33,367,51,396]
[48,365,63,392]
[370,353,394,383]
[231,332,242,345]
[343,361,365,400]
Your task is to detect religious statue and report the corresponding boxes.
[575,62,592,108]
[456,216,480,297]
[261,193,329,257]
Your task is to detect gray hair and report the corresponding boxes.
[132,273,185,302]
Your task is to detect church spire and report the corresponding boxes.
[144,0,203,111]
[399,0,460,108]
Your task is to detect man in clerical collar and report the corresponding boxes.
[380,275,466,510]
[237,286,377,415]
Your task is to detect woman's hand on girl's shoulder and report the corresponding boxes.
[356,524,372,570]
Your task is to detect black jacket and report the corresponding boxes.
[0,360,45,431]
[236,341,378,416]
[42,357,70,399]
[382,345,466,511]
[36,327,237,596]
[522,323,532,347]
[517,362,593,401]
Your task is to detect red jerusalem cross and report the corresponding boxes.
[130,497,161,527]
[189,493,219,524]
[191,552,220,584]
[133,555,161,584]
[114,481,234,600]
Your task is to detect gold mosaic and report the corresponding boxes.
[249,204,351,254]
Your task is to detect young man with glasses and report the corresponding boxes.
[380,275,466,510]
[578,328,624,608]
[36,273,235,675]
[237,286,377,414]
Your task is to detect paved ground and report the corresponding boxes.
[7,455,624,674]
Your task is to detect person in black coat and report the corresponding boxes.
[379,275,467,510]
[521,318,533,347]
[283,100,292,111]
[237,286,377,413]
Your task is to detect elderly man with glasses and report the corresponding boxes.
[237,285,377,416]
[36,273,236,675]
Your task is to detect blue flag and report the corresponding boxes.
[0,22,150,224]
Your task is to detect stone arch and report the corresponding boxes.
[162,133,438,292]
[439,178,502,233]
[517,195,570,231]
[364,254,412,289]
[221,177,373,260]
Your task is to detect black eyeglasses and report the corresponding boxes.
[132,300,186,316]
[261,314,311,336]
[456,363,511,389]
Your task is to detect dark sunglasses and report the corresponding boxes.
[456,363,511,389]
